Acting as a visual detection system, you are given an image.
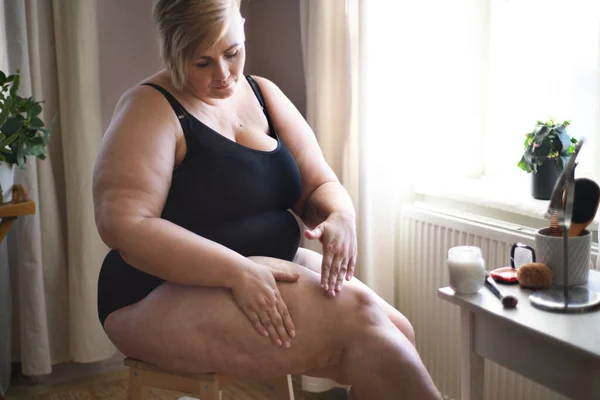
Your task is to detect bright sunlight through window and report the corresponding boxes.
[485,0,600,181]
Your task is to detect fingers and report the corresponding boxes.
[328,253,346,297]
[347,253,356,281]
[278,300,296,339]
[334,258,348,292]
[247,310,269,338]
[257,305,294,348]
[272,270,300,282]
[304,226,323,240]
[320,250,334,292]
[258,309,282,346]
[268,308,292,348]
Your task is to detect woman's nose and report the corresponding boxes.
[215,59,229,81]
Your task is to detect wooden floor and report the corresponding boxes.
[5,369,347,400]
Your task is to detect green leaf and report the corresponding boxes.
[517,158,530,172]
[17,153,26,170]
[9,71,20,99]
[30,116,44,128]
[0,106,10,129]
[0,71,5,85]
[1,116,24,135]
[1,133,19,147]
[29,103,42,118]
[42,116,55,141]
[22,145,47,157]
[29,136,45,146]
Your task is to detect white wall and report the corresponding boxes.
[97,0,163,131]
[242,0,306,116]
[97,0,306,132]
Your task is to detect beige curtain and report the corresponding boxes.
[299,0,357,260]
[2,0,114,383]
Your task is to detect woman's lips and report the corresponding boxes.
[215,81,231,90]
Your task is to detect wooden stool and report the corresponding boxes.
[124,357,295,400]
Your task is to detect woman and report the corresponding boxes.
[93,0,441,398]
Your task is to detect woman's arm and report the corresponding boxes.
[251,76,357,296]
[301,181,355,230]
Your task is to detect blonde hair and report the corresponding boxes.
[153,0,242,91]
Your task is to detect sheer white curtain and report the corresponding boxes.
[360,0,490,303]
[0,0,113,393]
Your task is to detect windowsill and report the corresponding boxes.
[412,175,600,232]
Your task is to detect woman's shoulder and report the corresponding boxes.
[105,73,183,142]
[114,75,178,120]
[246,75,276,91]
[244,75,288,105]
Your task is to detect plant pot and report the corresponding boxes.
[0,162,16,203]
[532,158,559,200]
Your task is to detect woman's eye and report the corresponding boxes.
[225,51,239,60]
[195,63,209,68]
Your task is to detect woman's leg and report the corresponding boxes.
[103,259,440,400]
[293,247,415,345]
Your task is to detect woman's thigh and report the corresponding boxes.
[103,260,387,381]
[293,247,415,344]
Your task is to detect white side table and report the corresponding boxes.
[438,270,600,400]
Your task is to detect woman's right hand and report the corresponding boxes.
[231,258,299,348]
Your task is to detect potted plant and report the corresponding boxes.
[517,118,578,200]
[0,68,53,203]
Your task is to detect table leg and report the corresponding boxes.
[460,309,484,400]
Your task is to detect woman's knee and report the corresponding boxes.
[400,318,415,346]
[344,288,391,330]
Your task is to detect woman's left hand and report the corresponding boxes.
[304,211,357,297]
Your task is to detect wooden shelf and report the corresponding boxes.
[0,185,36,244]
[0,184,35,218]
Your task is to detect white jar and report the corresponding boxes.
[447,246,485,294]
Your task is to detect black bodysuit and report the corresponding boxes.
[97,76,303,326]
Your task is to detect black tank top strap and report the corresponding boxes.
[246,75,276,138]
[141,82,189,120]
[141,82,193,143]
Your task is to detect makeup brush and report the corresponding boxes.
[484,272,518,308]
[548,210,562,237]
[548,187,568,237]
[568,178,600,237]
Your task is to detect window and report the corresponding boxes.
[484,0,600,181]
[361,0,600,187]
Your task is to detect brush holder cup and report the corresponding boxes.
[534,228,592,286]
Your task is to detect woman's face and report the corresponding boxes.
[186,14,246,102]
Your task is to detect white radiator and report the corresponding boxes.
[398,203,599,400]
